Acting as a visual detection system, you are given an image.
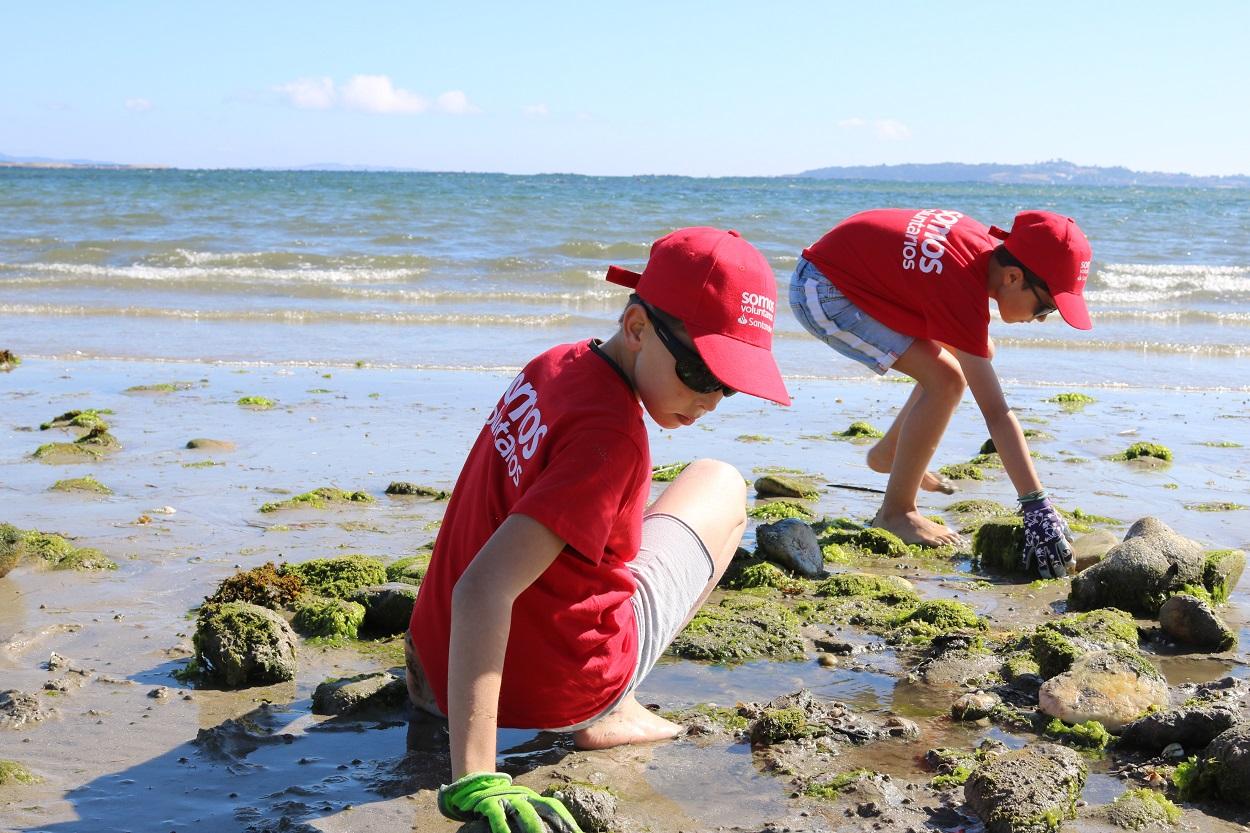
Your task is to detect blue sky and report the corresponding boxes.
[2,1,1247,176]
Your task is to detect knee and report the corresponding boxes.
[928,364,966,402]
[682,459,747,521]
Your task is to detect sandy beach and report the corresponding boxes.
[2,351,1248,832]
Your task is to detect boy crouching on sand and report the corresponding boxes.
[407,227,790,832]
[791,209,1092,577]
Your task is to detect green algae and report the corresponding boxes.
[193,601,296,687]
[1185,501,1247,512]
[1112,442,1173,462]
[1043,717,1111,751]
[0,524,116,571]
[820,542,853,564]
[727,562,809,595]
[40,409,112,432]
[1030,608,1139,678]
[236,395,276,409]
[814,520,911,558]
[1202,550,1245,603]
[651,461,689,482]
[1060,507,1119,533]
[669,594,804,663]
[49,475,112,495]
[747,500,815,521]
[34,425,121,461]
[1047,392,1096,409]
[753,707,816,745]
[384,482,450,499]
[894,599,985,639]
[736,434,770,443]
[972,515,1025,573]
[0,760,41,785]
[386,553,431,585]
[0,349,20,371]
[1200,440,1242,448]
[124,382,195,393]
[660,703,748,732]
[206,562,306,609]
[1001,652,1041,682]
[260,487,374,513]
[182,460,223,468]
[1172,756,1221,802]
[802,768,875,799]
[938,462,985,481]
[292,597,366,641]
[837,421,884,439]
[281,554,386,599]
[815,572,919,604]
[1107,788,1181,829]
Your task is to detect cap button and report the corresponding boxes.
[726,229,740,238]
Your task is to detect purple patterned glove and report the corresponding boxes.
[1020,496,1074,579]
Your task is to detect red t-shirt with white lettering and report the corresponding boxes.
[408,340,651,729]
[802,209,996,357]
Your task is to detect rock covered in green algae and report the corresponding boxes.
[351,582,419,634]
[39,409,111,432]
[385,553,431,585]
[205,562,305,609]
[837,420,884,439]
[1029,608,1139,679]
[1042,717,1111,750]
[895,600,986,640]
[0,525,21,578]
[815,572,919,604]
[1038,649,1168,731]
[964,743,1087,833]
[1046,392,1095,411]
[236,395,276,409]
[669,594,804,663]
[747,500,816,521]
[1105,788,1181,830]
[0,760,41,785]
[0,349,19,371]
[293,597,365,640]
[0,523,117,572]
[939,462,986,481]
[33,425,121,462]
[49,475,112,495]
[973,515,1026,573]
[1069,517,1207,616]
[753,474,819,499]
[193,601,298,687]
[1158,593,1237,650]
[1112,442,1173,463]
[311,670,406,715]
[281,555,386,599]
[383,481,449,499]
[726,561,809,594]
[124,381,195,394]
[1188,723,1250,807]
[815,519,912,558]
[1202,549,1245,603]
[650,461,689,482]
[260,486,374,513]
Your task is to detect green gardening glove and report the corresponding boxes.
[438,771,584,833]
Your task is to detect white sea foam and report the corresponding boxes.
[1089,263,1250,302]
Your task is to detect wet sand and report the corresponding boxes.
[2,356,1248,832]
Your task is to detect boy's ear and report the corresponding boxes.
[622,304,647,352]
[1003,265,1025,287]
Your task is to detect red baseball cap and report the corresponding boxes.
[605,227,790,405]
[989,211,1093,330]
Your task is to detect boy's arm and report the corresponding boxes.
[953,350,1042,497]
[448,511,566,778]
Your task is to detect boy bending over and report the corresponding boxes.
[408,227,790,832]
[791,209,1092,577]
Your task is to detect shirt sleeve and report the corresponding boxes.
[511,427,646,566]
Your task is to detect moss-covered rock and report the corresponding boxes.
[973,515,1026,573]
[280,555,386,599]
[292,597,366,640]
[1069,518,1206,616]
[939,462,986,481]
[386,553,431,585]
[669,594,804,663]
[1042,717,1111,751]
[384,482,449,499]
[815,572,920,604]
[1202,549,1245,603]
[651,461,689,482]
[1046,392,1095,411]
[727,562,809,594]
[838,421,884,439]
[1030,608,1139,679]
[193,601,298,687]
[0,759,40,785]
[1106,788,1181,830]
[815,521,911,558]
[753,474,819,500]
[1112,442,1172,463]
[747,500,815,521]
[236,395,276,409]
[260,487,374,513]
[751,706,816,745]
[33,425,121,461]
[206,562,305,609]
[40,409,111,432]
[964,744,1087,833]
[49,475,113,495]
[0,524,117,572]
[895,600,985,640]
[125,381,195,393]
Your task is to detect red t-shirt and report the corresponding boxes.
[409,340,651,729]
[802,208,996,357]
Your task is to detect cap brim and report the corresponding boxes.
[605,265,641,289]
[688,328,791,406]
[1053,291,1092,330]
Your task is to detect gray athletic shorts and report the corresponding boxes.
[554,512,714,731]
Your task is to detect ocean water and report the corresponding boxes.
[1,169,1248,389]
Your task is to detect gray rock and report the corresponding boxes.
[1072,529,1118,572]
[964,743,1087,833]
[1119,703,1242,753]
[952,691,1001,721]
[753,474,817,499]
[0,689,56,729]
[1159,593,1237,650]
[1068,517,1205,616]
[542,783,618,832]
[1038,650,1169,731]
[756,518,823,578]
[185,438,236,452]
[311,671,406,715]
[1206,723,1250,807]
[193,602,298,687]
[351,582,420,635]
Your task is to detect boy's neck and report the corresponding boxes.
[594,332,637,393]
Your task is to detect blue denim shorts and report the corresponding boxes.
[789,257,914,375]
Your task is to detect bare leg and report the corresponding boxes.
[865,384,957,494]
[872,342,965,547]
[573,459,746,750]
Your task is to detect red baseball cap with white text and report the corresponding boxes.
[990,211,1093,330]
[605,227,790,405]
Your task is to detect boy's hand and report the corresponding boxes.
[1020,496,1074,579]
[438,772,584,833]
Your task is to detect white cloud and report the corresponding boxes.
[275,77,336,110]
[522,103,549,118]
[341,75,428,114]
[125,98,153,112]
[273,75,479,116]
[838,116,911,141]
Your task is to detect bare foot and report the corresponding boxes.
[874,508,965,548]
[572,694,683,751]
[865,446,957,494]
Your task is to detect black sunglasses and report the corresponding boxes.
[1024,276,1058,319]
[638,301,736,396]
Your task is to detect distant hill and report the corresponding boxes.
[0,152,149,169]
[795,159,1250,188]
